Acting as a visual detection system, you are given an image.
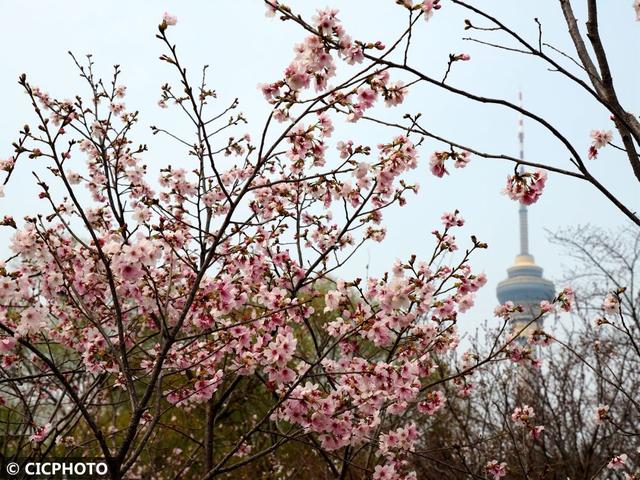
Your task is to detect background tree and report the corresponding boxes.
[406,225,640,479]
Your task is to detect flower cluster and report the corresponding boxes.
[493,301,524,319]
[588,129,613,159]
[29,423,51,443]
[262,7,361,96]
[602,292,620,315]
[608,453,628,470]
[503,169,547,205]
[485,460,508,479]
[429,150,471,177]
[556,286,575,312]
[511,405,545,439]
[379,423,418,458]
[260,7,414,127]
[527,328,553,347]
[441,210,464,228]
[398,0,442,22]
[162,12,177,26]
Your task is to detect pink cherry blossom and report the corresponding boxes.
[539,300,554,314]
[441,210,464,228]
[588,129,613,159]
[0,156,15,171]
[454,53,471,61]
[494,301,518,319]
[339,38,364,65]
[527,329,553,347]
[485,460,507,479]
[337,140,353,159]
[259,82,280,103]
[193,378,220,403]
[265,2,277,17]
[608,453,628,470]
[67,171,81,185]
[429,152,448,177]
[503,169,547,205]
[557,286,575,312]
[454,150,471,168]
[373,464,398,480]
[602,292,619,315]
[530,425,545,440]
[511,404,535,426]
[17,306,46,336]
[29,423,51,443]
[430,150,470,177]
[354,162,370,181]
[162,12,178,26]
[312,8,339,35]
[285,64,311,91]
[109,103,125,115]
[432,230,457,252]
[422,0,442,21]
[384,82,407,107]
[0,336,16,354]
[379,423,418,458]
[457,382,474,397]
[357,86,378,109]
[324,290,341,312]
[418,390,446,415]
[457,293,475,313]
[591,129,613,149]
[234,442,252,458]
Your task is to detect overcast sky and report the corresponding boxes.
[1,1,638,334]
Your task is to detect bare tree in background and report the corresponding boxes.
[407,225,640,479]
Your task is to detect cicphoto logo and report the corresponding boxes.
[1,459,108,479]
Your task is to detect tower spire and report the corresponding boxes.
[518,91,529,256]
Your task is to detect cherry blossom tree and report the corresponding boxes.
[0,2,638,479]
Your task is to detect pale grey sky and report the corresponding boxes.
[1,1,638,332]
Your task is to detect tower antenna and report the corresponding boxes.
[518,91,529,256]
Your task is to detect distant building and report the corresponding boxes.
[496,204,555,336]
[496,96,555,337]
